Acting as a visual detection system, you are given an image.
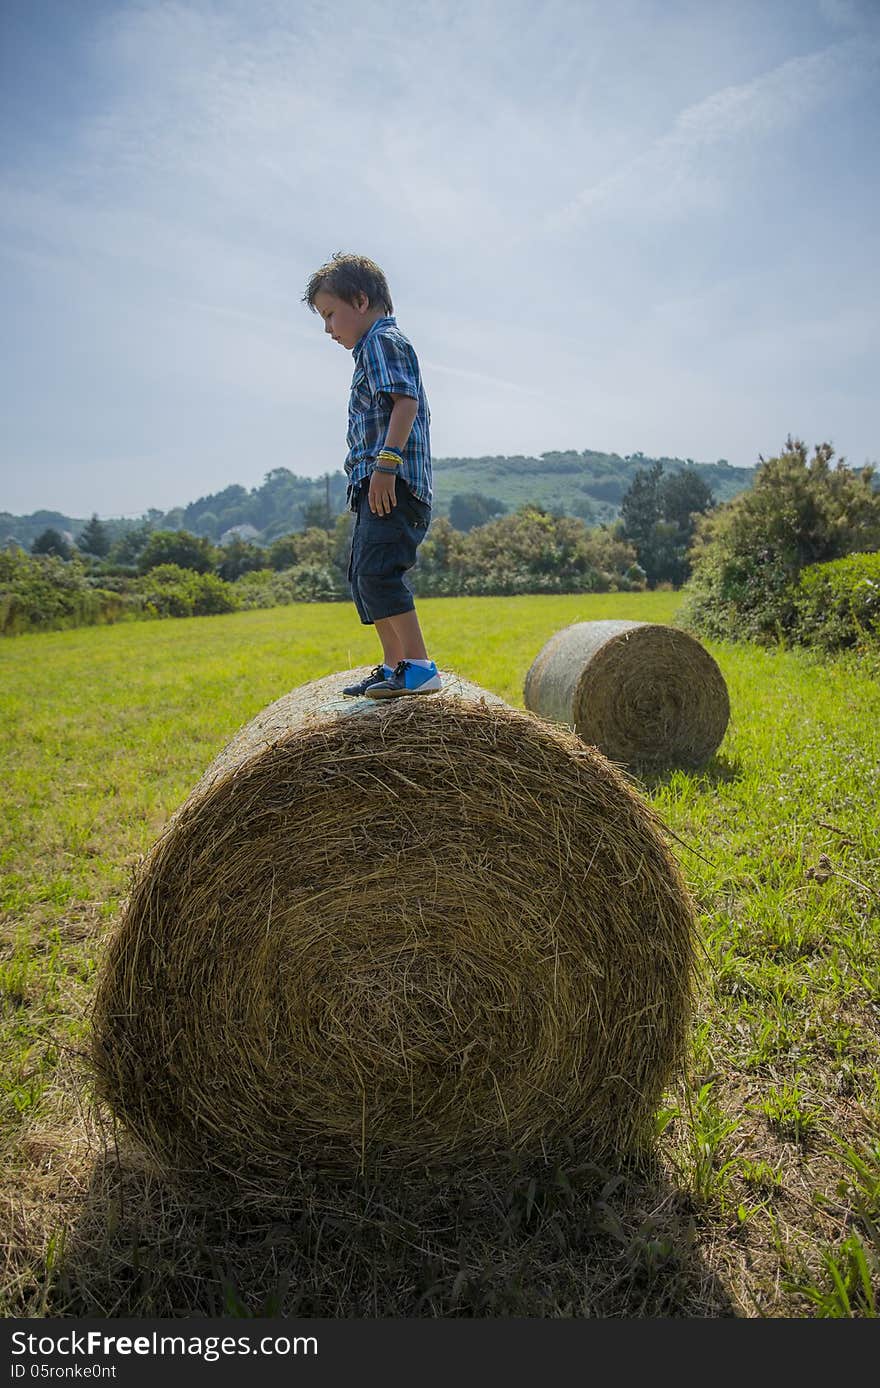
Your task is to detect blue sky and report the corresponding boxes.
[2,0,878,517]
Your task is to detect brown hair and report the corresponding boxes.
[303,251,394,315]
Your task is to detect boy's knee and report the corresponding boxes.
[357,569,415,622]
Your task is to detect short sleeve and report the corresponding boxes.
[362,332,419,404]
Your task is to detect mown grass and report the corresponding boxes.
[1,591,878,1317]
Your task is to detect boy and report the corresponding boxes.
[303,251,441,699]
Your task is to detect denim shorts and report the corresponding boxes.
[347,478,432,625]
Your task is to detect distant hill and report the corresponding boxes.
[0,510,90,552]
[2,449,756,549]
[433,449,754,524]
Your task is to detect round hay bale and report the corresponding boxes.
[91,668,698,1190]
[524,621,730,770]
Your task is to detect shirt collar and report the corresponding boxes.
[354,315,396,360]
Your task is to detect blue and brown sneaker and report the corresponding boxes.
[364,659,442,699]
[342,665,392,697]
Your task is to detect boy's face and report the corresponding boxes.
[313,289,375,351]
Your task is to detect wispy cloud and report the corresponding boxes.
[535,35,880,238]
[423,359,567,404]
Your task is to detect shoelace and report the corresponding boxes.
[393,660,411,676]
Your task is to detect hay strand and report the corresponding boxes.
[524,621,730,770]
[91,668,699,1192]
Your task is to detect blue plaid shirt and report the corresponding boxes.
[344,316,432,510]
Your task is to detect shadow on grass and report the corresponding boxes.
[634,752,744,795]
[42,1143,740,1318]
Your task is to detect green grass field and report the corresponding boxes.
[2,591,878,1317]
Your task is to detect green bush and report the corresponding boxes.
[234,565,347,609]
[137,530,219,574]
[136,564,240,617]
[0,549,136,635]
[232,568,281,610]
[409,507,638,598]
[216,538,268,582]
[283,563,347,602]
[791,552,880,651]
[680,543,796,643]
[680,438,880,644]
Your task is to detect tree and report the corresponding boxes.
[301,496,335,532]
[619,463,714,585]
[681,436,880,642]
[31,528,72,560]
[657,470,715,585]
[108,523,153,567]
[448,492,507,533]
[215,538,268,582]
[659,470,715,534]
[76,513,111,558]
[297,527,336,566]
[268,533,301,570]
[619,462,663,581]
[183,485,249,535]
[137,529,218,574]
[570,497,598,523]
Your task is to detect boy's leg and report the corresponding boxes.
[354,482,440,696]
[366,602,440,698]
[346,610,435,698]
[341,488,395,697]
[374,609,428,664]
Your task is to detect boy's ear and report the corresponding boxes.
[354,291,370,314]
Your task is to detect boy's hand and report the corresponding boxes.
[369,470,397,516]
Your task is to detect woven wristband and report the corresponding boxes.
[374,465,399,475]
[378,447,403,465]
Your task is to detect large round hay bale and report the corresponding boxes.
[524,621,729,770]
[91,668,698,1191]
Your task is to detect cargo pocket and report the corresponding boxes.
[397,486,431,531]
[360,508,417,577]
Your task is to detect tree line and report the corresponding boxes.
[6,499,650,636]
[8,460,717,638]
[8,439,878,651]
[27,459,715,590]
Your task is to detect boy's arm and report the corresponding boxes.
[369,394,418,515]
[383,394,418,452]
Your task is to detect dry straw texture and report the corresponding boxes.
[91,669,699,1195]
[524,620,730,770]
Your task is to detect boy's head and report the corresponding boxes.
[303,251,393,351]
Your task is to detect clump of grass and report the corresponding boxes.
[754,1082,821,1146]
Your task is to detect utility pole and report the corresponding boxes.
[325,472,331,529]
